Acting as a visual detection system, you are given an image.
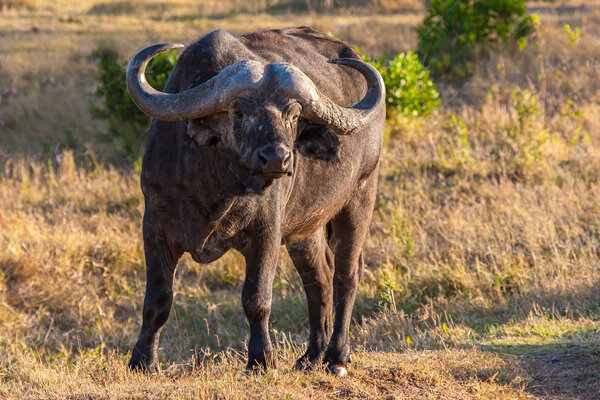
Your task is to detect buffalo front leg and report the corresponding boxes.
[287,230,334,371]
[324,174,378,377]
[128,220,181,372]
[241,232,281,373]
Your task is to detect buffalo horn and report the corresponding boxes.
[126,43,264,122]
[297,58,385,135]
[127,44,384,134]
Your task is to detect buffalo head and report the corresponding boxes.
[126,43,383,186]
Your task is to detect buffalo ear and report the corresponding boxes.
[187,119,220,146]
[296,122,340,162]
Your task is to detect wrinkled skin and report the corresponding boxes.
[127,27,385,376]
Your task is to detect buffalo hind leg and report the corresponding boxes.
[128,221,181,372]
[324,174,377,377]
[287,230,334,371]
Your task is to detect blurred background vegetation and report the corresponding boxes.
[1,0,600,398]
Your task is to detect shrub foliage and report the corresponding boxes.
[90,44,177,159]
[369,51,441,117]
[417,0,536,79]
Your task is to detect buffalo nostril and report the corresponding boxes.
[258,150,269,167]
[257,145,292,173]
[281,150,291,168]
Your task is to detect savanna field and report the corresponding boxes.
[1,0,600,398]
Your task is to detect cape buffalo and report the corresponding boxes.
[125,27,385,377]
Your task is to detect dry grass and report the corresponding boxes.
[0,344,536,399]
[1,0,600,399]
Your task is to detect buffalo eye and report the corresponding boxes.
[285,103,302,125]
[233,109,245,121]
[232,97,253,121]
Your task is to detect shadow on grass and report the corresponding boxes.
[423,283,600,399]
[477,340,600,400]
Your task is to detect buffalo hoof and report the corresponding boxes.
[293,353,324,372]
[128,359,158,373]
[293,361,312,372]
[293,359,317,372]
[128,347,158,373]
[326,364,348,377]
[246,349,277,375]
[245,366,278,378]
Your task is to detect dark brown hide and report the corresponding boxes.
[127,27,385,377]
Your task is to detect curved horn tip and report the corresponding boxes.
[326,58,383,79]
[127,43,185,72]
[164,42,185,50]
[137,42,185,57]
[148,42,185,54]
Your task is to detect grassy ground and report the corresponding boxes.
[1,0,600,398]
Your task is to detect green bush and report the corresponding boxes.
[417,0,537,79]
[90,44,177,160]
[369,51,441,117]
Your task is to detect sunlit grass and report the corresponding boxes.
[2,0,600,398]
